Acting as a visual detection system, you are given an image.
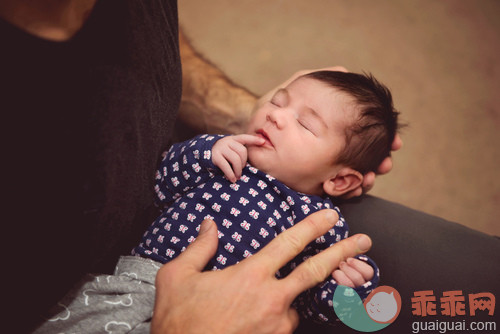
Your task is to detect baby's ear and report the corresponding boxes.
[323,167,363,197]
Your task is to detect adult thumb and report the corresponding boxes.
[176,219,219,272]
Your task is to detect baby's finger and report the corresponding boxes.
[222,149,244,181]
[233,134,266,147]
[228,141,248,171]
[216,156,237,183]
[332,269,355,288]
[339,261,366,287]
[346,258,374,281]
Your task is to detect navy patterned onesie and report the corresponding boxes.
[132,134,380,324]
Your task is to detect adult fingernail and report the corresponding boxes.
[325,209,337,225]
[357,235,372,252]
[199,220,213,234]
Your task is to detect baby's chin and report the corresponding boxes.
[247,149,267,173]
[248,148,283,181]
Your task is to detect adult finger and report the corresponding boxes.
[169,219,219,273]
[377,135,402,175]
[377,134,402,175]
[322,66,348,73]
[340,185,363,200]
[362,171,376,192]
[392,133,403,151]
[291,67,349,80]
[283,234,372,300]
[376,157,393,175]
[249,209,339,274]
[288,307,300,332]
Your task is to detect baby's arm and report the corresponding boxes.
[212,134,265,182]
[155,134,225,204]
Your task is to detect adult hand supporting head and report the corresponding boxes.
[342,133,403,199]
[151,209,372,334]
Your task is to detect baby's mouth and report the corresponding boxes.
[256,129,273,147]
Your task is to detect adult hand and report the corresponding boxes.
[341,134,403,199]
[151,209,372,334]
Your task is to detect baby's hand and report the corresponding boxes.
[212,134,265,183]
[332,257,374,288]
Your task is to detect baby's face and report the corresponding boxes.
[247,77,354,195]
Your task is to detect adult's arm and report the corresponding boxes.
[0,0,97,41]
[178,29,257,135]
[152,210,372,334]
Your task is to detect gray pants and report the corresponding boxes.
[33,256,161,334]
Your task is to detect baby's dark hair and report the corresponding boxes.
[304,71,401,174]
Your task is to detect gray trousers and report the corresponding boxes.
[33,256,160,334]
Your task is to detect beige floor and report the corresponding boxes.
[179,0,500,236]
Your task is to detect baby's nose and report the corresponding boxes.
[267,108,289,129]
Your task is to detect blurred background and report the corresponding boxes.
[179,0,500,236]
